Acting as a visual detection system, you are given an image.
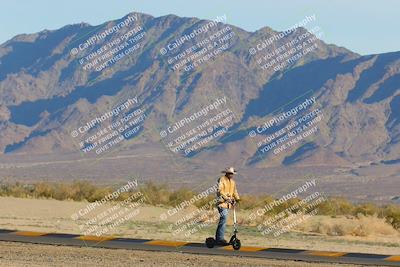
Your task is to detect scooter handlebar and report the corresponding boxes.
[228,199,240,208]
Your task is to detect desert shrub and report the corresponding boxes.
[0,183,34,198]
[284,197,301,212]
[238,194,261,210]
[51,183,71,200]
[353,202,379,216]
[259,197,301,215]
[33,182,55,199]
[260,195,275,210]
[194,195,215,209]
[88,186,113,202]
[168,188,195,206]
[297,214,398,236]
[316,197,354,216]
[69,181,97,201]
[353,214,397,236]
[139,182,170,205]
[383,204,400,230]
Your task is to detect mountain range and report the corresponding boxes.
[0,12,399,201]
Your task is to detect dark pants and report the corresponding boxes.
[215,207,229,241]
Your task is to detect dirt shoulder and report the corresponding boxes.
[0,241,369,267]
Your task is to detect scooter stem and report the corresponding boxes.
[233,205,237,224]
[233,203,239,234]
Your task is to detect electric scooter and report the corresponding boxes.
[205,201,241,250]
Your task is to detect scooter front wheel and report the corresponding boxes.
[232,239,241,250]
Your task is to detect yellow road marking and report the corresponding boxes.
[146,240,189,247]
[15,231,47,237]
[307,251,347,257]
[385,256,400,262]
[76,235,115,242]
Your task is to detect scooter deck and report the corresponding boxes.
[205,236,240,250]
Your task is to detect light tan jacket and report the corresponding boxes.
[217,175,240,209]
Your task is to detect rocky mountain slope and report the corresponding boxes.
[0,12,399,195]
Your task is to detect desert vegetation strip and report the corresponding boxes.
[1,180,399,231]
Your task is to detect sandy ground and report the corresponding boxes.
[0,241,372,267]
[0,197,399,256]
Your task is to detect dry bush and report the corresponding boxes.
[51,183,71,200]
[296,214,399,237]
[168,188,195,206]
[316,197,354,216]
[353,203,380,216]
[139,182,170,205]
[238,195,260,210]
[1,183,32,198]
[194,195,215,209]
[382,205,400,230]
[33,182,55,199]
[90,187,113,201]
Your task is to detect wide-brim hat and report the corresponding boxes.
[222,167,237,174]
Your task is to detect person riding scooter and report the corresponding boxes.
[215,167,240,245]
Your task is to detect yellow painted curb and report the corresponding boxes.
[385,256,400,262]
[15,231,47,237]
[307,251,347,257]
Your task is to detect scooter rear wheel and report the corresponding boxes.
[205,237,215,248]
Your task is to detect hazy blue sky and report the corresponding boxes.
[1,0,398,55]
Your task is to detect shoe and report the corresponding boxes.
[216,239,229,246]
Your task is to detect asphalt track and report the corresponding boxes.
[0,229,399,266]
